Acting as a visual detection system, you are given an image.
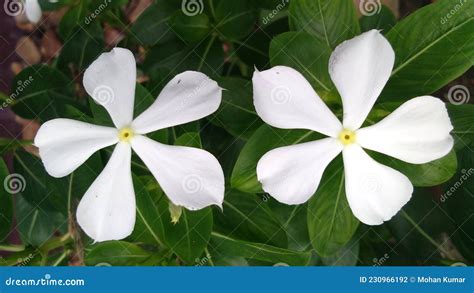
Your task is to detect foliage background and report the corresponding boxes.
[0,0,472,266]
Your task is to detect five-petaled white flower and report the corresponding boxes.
[253,30,454,225]
[35,48,225,241]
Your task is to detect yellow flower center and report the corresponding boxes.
[118,127,134,143]
[338,129,356,146]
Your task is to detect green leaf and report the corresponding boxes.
[214,189,287,247]
[308,157,359,256]
[270,31,334,96]
[0,159,13,240]
[209,232,311,265]
[268,202,311,251]
[174,132,202,148]
[57,0,90,39]
[371,150,458,187]
[16,195,67,247]
[11,65,75,122]
[321,238,359,266]
[231,124,322,193]
[236,17,289,69]
[448,104,474,150]
[14,150,69,213]
[57,21,104,74]
[130,175,166,247]
[389,188,455,261]
[170,11,211,42]
[359,5,396,33]
[289,0,359,49]
[210,77,262,140]
[130,0,177,46]
[445,147,474,261]
[143,35,224,80]
[214,0,258,40]
[381,0,474,100]
[86,241,153,266]
[0,138,32,155]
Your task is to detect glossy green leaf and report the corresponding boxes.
[381,0,474,100]
[11,65,75,122]
[13,150,69,213]
[170,11,211,42]
[268,202,311,252]
[270,31,334,96]
[359,5,396,33]
[231,124,322,193]
[0,159,13,240]
[214,189,287,247]
[214,0,258,40]
[86,241,153,266]
[371,150,458,187]
[308,157,359,256]
[445,147,474,261]
[57,21,104,74]
[448,104,474,150]
[209,232,311,266]
[143,36,224,79]
[130,0,177,46]
[210,77,262,140]
[289,0,359,49]
[57,1,90,39]
[16,195,67,247]
[321,238,359,266]
[389,188,455,261]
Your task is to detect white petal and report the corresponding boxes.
[83,48,136,129]
[76,143,135,242]
[343,144,413,225]
[132,72,221,134]
[34,119,118,178]
[329,30,395,130]
[25,0,42,23]
[131,135,224,210]
[257,138,342,205]
[357,96,454,164]
[252,66,342,137]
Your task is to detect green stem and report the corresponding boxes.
[0,244,26,252]
[52,251,69,266]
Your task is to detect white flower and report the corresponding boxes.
[34,48,225,241]
[253,30,454,225]
[25,0,42,23]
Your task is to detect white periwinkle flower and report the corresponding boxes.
[253,30,454,225]
[24,0,42,23]
[35,48,225,241]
